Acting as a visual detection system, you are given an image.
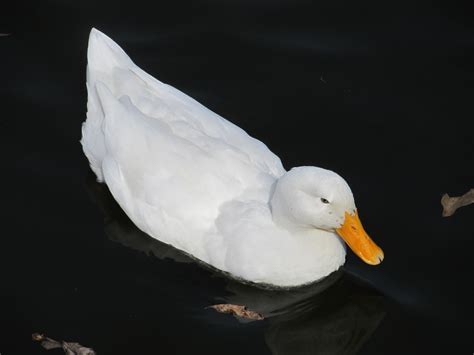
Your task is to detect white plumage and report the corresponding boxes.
[82,28,352,287]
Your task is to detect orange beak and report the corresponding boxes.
[336,210,384,265]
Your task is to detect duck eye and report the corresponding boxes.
[320,198,329,204]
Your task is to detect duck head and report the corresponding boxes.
[270,166,384,265]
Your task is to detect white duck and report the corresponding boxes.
[81,28,384,288]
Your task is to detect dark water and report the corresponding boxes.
[1,1,473,354]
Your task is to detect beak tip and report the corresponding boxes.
[362,250,384,265]
[372,250,385,265]
[376,256,384,265]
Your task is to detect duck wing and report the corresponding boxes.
[81,29,285,260]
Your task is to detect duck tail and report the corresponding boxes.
[87,28,135,74]
[82,28,134,182]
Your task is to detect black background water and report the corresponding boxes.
[0,1,473,354]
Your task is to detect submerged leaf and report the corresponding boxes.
[62,342,96,355]
[441,189,474,217]
[208,303,264,320]
[32,333,96,355]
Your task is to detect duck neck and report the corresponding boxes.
[270,175,309,232]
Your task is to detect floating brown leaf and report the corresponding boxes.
[208,304,264,320]
[441,189,474,217]
[32,333,96,355]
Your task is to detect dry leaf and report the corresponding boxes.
[208,304,264,320]
[441,189,474,217]
[32,333,96,355]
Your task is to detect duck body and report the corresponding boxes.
[81,29,378,288]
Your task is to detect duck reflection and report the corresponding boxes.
[86,174,386,355]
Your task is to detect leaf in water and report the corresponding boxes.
[441,189,474,217]
[32,333,96,355]
[208,304,264,320]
